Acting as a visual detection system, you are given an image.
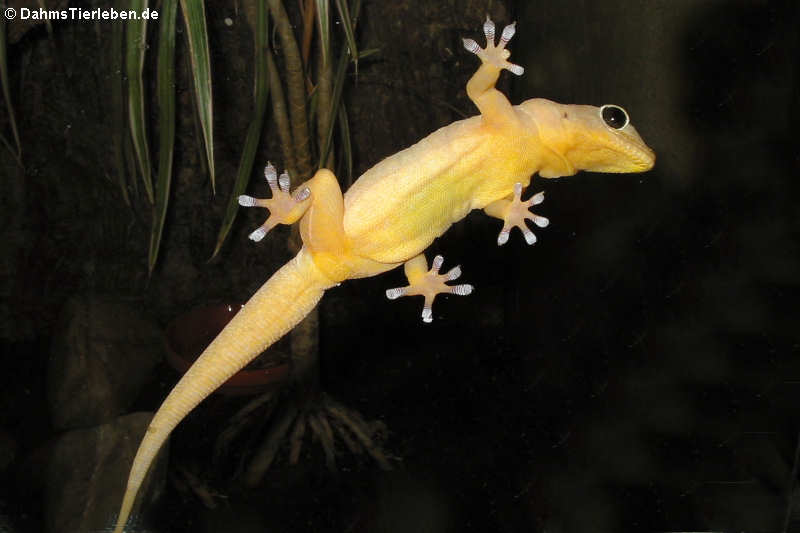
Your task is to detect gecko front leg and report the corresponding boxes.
[462,16,524,125]
[386,254,474,323]
[484,182,549,246]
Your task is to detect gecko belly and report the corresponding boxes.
[343,117,488,263]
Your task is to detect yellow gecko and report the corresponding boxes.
[113,17,654,531]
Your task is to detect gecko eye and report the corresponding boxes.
[600,105,629,129]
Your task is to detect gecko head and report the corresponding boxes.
[519,99,655,177]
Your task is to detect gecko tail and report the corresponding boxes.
[112,248,334,533]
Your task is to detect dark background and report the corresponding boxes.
[1,0,799,531]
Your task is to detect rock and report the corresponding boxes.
[47,295,162,431]
[44,412,167,533]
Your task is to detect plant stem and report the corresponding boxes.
[267,0,312,180]
[266,48,298,180]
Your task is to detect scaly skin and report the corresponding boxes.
[113,17,654,532]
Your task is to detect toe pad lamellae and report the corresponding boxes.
[386,254,474,323]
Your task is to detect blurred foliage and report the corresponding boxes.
[0,13,21,164]
[105,0,366,272]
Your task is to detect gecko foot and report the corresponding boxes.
[386,254,474,323]
[238,162,312,242]
[497,182,549,246]
[462,16,524,76]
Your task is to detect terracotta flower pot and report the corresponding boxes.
[164,303,290,396]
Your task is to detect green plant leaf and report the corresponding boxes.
[319,0,363,168]
[0,10,22,161]
[334,0,359,66]
[179,0,215,193]
[314,0,330,67]
[110,7,130,206]
[318,47,346,167]
[337,102,352,184]
[357,47,380,60]
[126,0,153,203]
[315,5,333,169]
[148,0,178,274]
[0,134,15,160]
[211,0,270,258]
[123,128,139,197]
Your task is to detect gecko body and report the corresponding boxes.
[113,17,654,532]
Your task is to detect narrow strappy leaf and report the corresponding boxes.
[0,14,21,162]
[334,0,359,70]
[315,2,334,170]
[337,103,352,184]
[314,0,331,67]
[125,0,153,202]
[148,0,178,274]
[180,0,215,193]
[211,0,270,259]
[110,5,130,206]
[319,0,363,169]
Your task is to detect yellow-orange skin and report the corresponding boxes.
[113,22,654,532]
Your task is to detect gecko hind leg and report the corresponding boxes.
[386,254,474,323]
[238,162,312,242]
[485,182,549,246]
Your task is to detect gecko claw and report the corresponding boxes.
[496,182,548,246]
[464,16,523,76]
[238,162,312,243]
[386,254,474,323]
